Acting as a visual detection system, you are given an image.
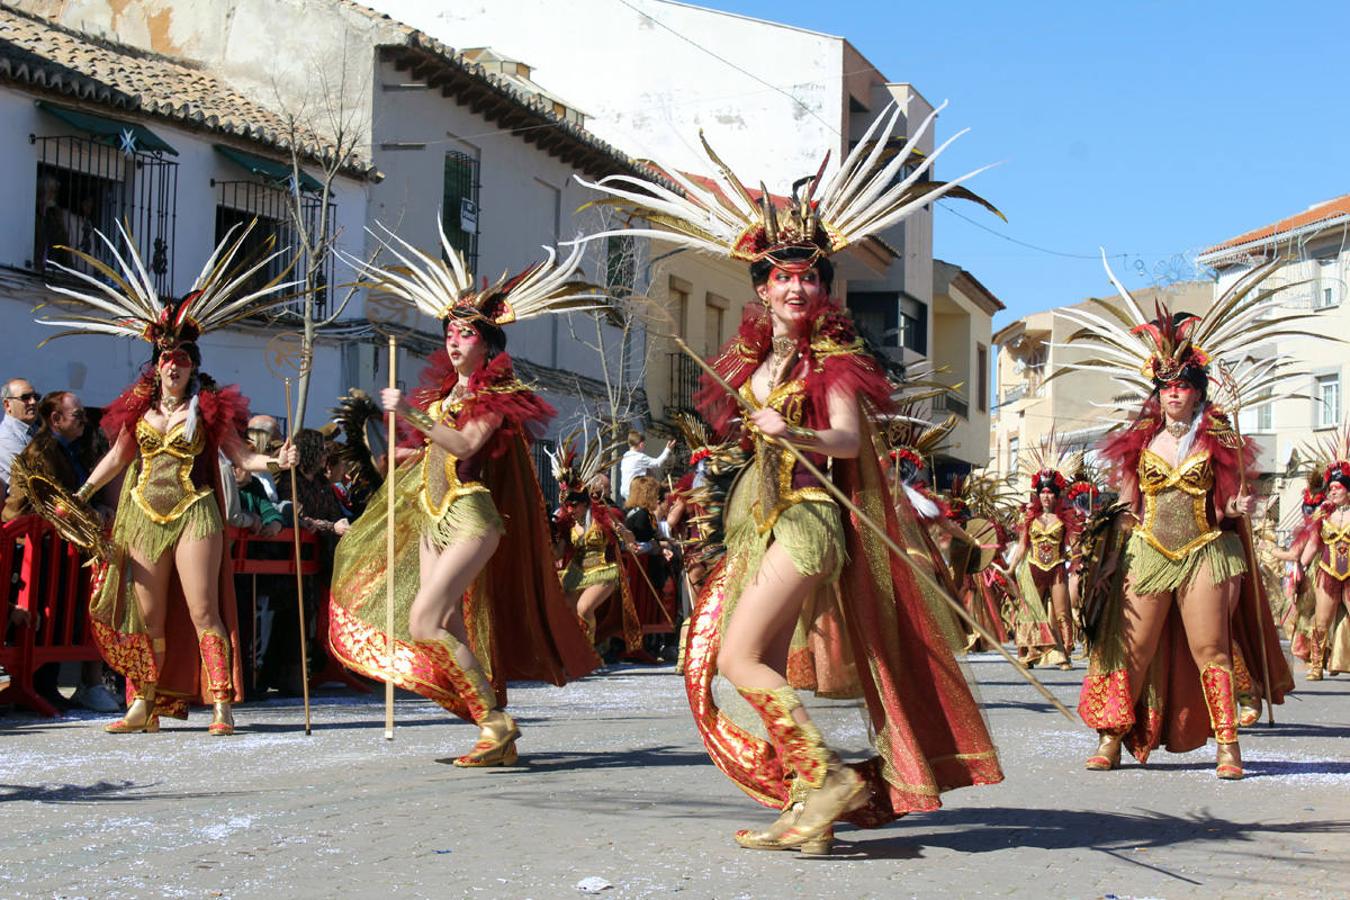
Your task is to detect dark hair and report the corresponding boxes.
[748,247,834,293]
[443,312,507,359]
[898,455,922,486]
[1153,364,1209,405]
[37,390,73,432]
[295,428,327,474]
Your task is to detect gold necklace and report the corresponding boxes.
[162,394,183,413]
[1165,419,1190,439]
[770,336,795,369]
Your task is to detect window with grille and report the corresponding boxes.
[532,438,559,509]
[214,179,334,319]
[442,151,481,274]
[32,135,178,296]
[606,235,636,297]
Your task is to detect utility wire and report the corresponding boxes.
[940,204,1131,261]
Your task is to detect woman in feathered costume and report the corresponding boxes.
[1005,439,1081,670]
[550,440,643,652]
[578,102,1003,853]
[328,225,601,767]
[38,223,300,735]
[1058,256,1298,779]
[1297,433,1350,679]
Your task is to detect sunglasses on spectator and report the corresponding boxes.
[5,392,39,403]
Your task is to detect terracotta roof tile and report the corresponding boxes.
[0,5,375,175]
[1200,194,1350,259]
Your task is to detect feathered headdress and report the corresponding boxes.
[1022,430,1081,495]
[575,101,1001,266]
[883,413,959,479]
[346,220,606,326]
[1051,252,1318,410]
[546,429,623,498]
[673,412,712,467]
[38,221,299,349]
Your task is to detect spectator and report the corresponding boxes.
[0,378,41,500]
[245,414,285,507]
[619,430,675,502]
[282,429,349,536]
[1,389,119,712]
[221,454,284,537]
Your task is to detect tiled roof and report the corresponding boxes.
[0,4,376,176]
[1199,194,1350,261]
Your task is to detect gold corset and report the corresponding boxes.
[739,376,830,532]
[572,519,611,572]
[1318,515,1350,581]
[1028,517,1065,571]
[419,398,489,518]
[132,418,213,524]
[1136,448,1220,561]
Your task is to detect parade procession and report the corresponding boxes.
[0,1,1346,897]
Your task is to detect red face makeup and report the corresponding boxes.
[757,264,827,331]
[159,348,192,369]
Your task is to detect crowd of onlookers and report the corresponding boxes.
[0,375,696,713]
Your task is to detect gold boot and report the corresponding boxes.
[199,630,236,736]
[1232,648,1261,726]
[1056,614,1075,669]
[734,686,867,851]
[1308,628,1326,681]
[1085,731,1122,770]
[734,780,834,855]
[418,638,521,767]
[105,685,160,734]
[1201,662,1243,780]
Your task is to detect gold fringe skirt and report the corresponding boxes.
[561,561,620,594]
[111,487,221,563]
[1126,531,1247,595]
[418,489,503,551]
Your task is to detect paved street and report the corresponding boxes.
[1,652,1346,899]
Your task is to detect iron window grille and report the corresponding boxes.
[31,134,178,296]
[667,352,701,417]
[532,438,559,509]
[213,178,335,319]
[442,151,481,275]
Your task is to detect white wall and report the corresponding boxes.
[0,84,367,421]
[363,0,846,185]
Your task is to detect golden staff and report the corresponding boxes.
[674,338,1075,721]
[284,377,313,736]
[1219,362,1276,726]
[385,336,398,741]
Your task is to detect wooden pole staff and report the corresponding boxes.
[674,338,1075,721]
[384,336,398,741]
[1223,365,1276,727]
[284,377,312,736]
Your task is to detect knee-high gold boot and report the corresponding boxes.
[733,685,867,854]
[1201,663,1242,780]
[199,631,235,736]
[419,637,520,767]
[1308,628,1327,681]
[106,636,164,734]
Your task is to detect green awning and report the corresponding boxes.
[214,144,322,192]
[35,101,177,155]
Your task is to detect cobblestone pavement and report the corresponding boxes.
[1,652,1346,899]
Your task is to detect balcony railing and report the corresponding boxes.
[667,352,700,416]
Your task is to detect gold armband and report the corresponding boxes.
[73,482,95,504]
[785,425,818,445]
[402,407,437,435]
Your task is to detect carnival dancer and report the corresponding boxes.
[329,226,601,766]
[550,439,643,654]
[35,223,300,735]
[1298,437,1350,679]
[1005,439,1081,669]
[578,101,1003,853]
[1058,256,1298,779]
[948,473,1020,652]
[1278,472,1327,661]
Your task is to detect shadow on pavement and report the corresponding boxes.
[845,804,1350,859]
[0,779,258,804]
[434,744,708,771]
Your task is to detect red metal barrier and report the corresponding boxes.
[226,526,368,693]
[0,515,101,716]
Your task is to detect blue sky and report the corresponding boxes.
[698,0,1348,326]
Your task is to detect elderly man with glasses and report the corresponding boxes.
[0,378,41,502]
